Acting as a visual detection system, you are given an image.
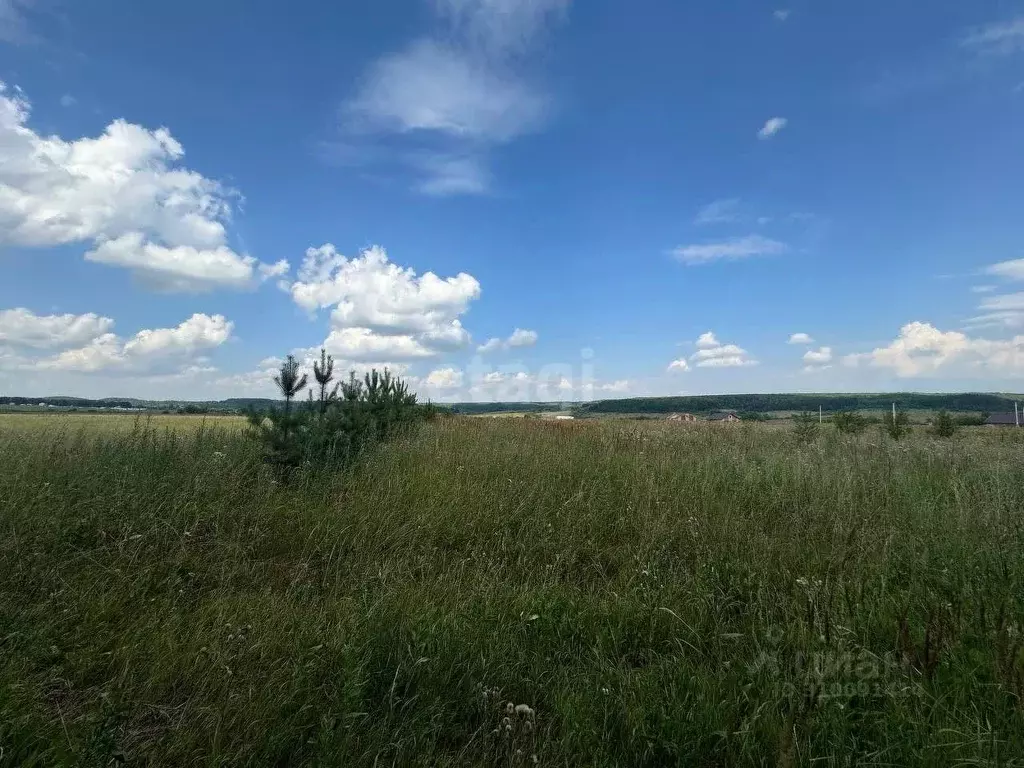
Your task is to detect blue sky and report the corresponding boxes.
[1,0,1024,401]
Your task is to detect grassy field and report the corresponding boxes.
[1,416,1023,766]
[0,412,247,434]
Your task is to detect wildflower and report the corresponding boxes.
[505,702,514,715]
[515,704,535,718]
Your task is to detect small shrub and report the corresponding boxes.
[956,413,987,427]
[932,410,957,438]
[832,410,867,435]
[792,411,818,445]
[883,408,911,441]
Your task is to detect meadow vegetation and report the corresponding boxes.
[1,414,1023,766]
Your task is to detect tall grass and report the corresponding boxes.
[1,417,1022,766]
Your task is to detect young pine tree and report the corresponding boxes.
[251,353,425,480]
[274,355,308,420]
[932,409,957,438]
[792,411,818,445]
[255,355,310,476]
[312,348,336,416]
[832,410,867,435]
[883,407,911,441]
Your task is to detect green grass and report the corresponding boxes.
[1,417,1023,766]
[0,412,246,434]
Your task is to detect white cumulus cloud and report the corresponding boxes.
[695,331,719,349]
[507,328,539,347]
[0,308,114,348]
[424,366,464,389]
[477,338,503,353]
[689,331,757,368]
[478,327,539,352]
[802,346,832,371]
[34,313,233,374]
[758,117,788,139]
[788,332,813,345]
[85,236,263,293]
[844,321,1024,377]
[289,244,481,360]
[467,365,603,401]
[291,245,479,330]
[803,346,832,364]
[0,82,282,291]
[213,356,284,396]
[322,327,439,361]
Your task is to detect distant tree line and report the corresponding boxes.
[2,392,1010,421]
[0,396,139,409]
[450,402,560,415]
[573,393,1015,416]
[0,396,282,414]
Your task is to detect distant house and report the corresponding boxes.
[984,412,1021,427]
[707,411,740,423]
[666,412,698,423]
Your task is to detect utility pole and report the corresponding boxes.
[1016,401,1020,428]
[892,402,896,423]
[819,405,822,424]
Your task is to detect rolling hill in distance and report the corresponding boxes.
[3,393,1023,416]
